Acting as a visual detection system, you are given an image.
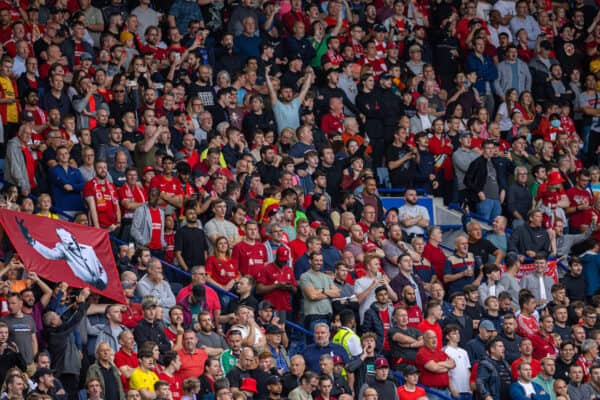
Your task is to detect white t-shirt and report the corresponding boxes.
[443,345,472,393]
[397,204,430,236]
[355,276,377,322]
[519,381,535,397]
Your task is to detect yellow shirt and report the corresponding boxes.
[129,368,159,392]
[0,76,17,123]
[36,212,59,220]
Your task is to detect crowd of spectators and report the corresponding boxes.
[3,0,600,399]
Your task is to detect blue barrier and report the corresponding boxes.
[32,195,315,339]
[391,371,454,400]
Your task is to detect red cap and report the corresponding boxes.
[332,355,344,365]
[310,221,321,229]
[240,378,258,394]
[375,357,389,369]
[363,242,379,252]
[142,166,155,175]
[276,246,290,262]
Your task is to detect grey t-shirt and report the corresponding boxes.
[299,270,334,316]
[2,314,36,363]
[580,91,600,132]
[196,330,228,350]
[483,159,500,200]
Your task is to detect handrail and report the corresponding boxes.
[34,195,315,339]
[391,371,454,400]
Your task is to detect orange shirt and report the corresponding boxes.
[176,348,208,380]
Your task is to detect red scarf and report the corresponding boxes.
[21,145,36,189]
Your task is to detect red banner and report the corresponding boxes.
[503,260,559,283]
[0,209,125,303]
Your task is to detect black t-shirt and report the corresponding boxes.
[468,239,497,265]
[100,365,120,400]
[493,358,512,400]
[388,326,421,361]
[174,225,208,268]
[385,143,414,186]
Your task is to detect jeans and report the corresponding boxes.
[425,388,452,400]
[477,198,501,221]
[455,393,473,400]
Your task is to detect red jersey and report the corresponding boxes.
[231,240,268,278]
[530,332,558,360]
[406,304,423,329]
[566,186,594,231]
[147,207,163,250]
[150,175,184,209]
[118,183,147,219]
[516,313,539,338]
[360,56,387,76]
[256,262,297,311]
[164,231,175,263]
[121,303,143,329]
[206,255,239,286]
[320,112,345,136]
[158,372,183,400]
[83,177,119,228]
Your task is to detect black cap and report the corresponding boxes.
[373,24,387,32]
[289,54,302,62]
[380,72,392,80]
[540,40,553,50]
[258,300,274,310]
[266,324,283,334]
[193,169,208,178]
[403,365,419,375]
[21,110,35,122]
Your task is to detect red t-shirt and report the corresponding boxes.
[114,349,139,391]
[177,348,208,380]
[83,178,119,227]
[256,262,297,311]
[206,255,239,285]
[415,347,450,388]
[423,243,446,282]
[566,186,594,231]
[417,319,442,350]
[232,240,268,278]
[397,385,427,400]
[148,207,163,250]
[289,238,307,263]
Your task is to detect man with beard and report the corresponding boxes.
[174,205,209,272]
[497,314,522,364]
[398,189,430,240]
[560,257,586,302]
[388,307,423,366]
[256,246,297,314]
[442,292,474,347]
[83,159,121,231]
[215,32,245,74]
[20,273,52,344]
[377,73,403,146]
[476,338,512,400]
[266,375,284,400]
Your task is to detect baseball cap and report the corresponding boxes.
[363,242,379,252]
[380,72,392,80]
[373,24,387,32]
[142,166,155,175]
[375,357,389,369]
[479,320,497,331]
[266,324,283,334]
[403,365,419,375]
[80,52,93,61]
[258,300,274,310]
[276,246,290,262]
[332,355,344,365]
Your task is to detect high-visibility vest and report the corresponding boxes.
[332,327,359,358]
